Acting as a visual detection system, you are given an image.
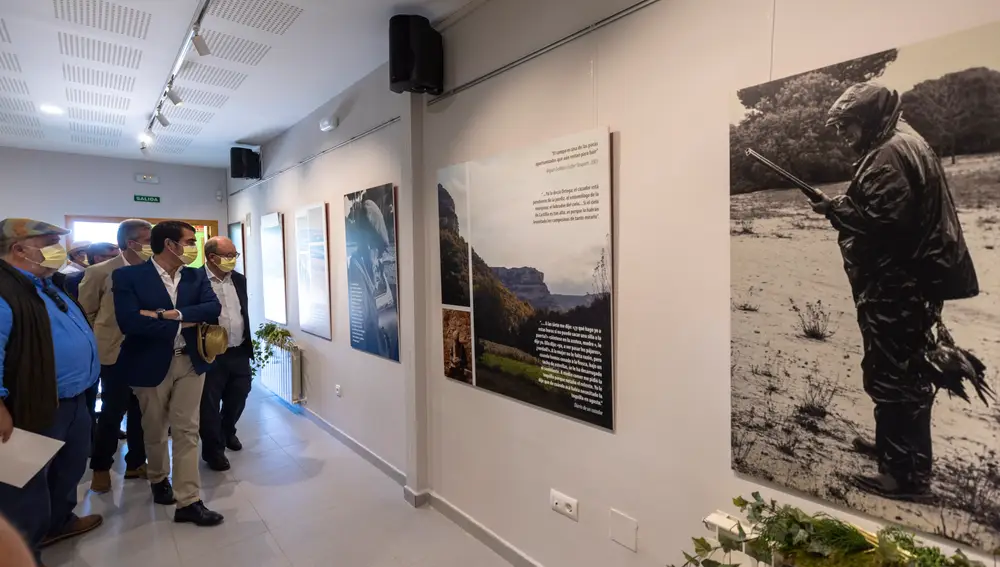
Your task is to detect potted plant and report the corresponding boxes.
[250,322,296,376]
[673,493,996,567]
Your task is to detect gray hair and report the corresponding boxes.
[117,219,152,249]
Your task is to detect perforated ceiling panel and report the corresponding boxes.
[151,121,202,136]
[177,61,247,90]
[0,19,9,43]
[69,121,122,138]
[208,0,304,35]
[66,88,130,111]
[171,86,228,108]
[70,133,119,147]
[62,64,136,92]
[0,77,29,95]
[53,0,152,40]
[68,106,126,125]
[0,125,44,139]
[58,32,143,69]
[0,112,41,128]
[0,52,22,73]
[162,105,214,124]
[151,134,194,154]
[201,30,271,66]
[0,97,33,113]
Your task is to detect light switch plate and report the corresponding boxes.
[609,508,638,552]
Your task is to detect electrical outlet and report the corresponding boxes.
[550,489,578,522]
[335,384,342,397]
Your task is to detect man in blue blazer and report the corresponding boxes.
[113,221,224,527]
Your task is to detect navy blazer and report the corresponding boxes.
[113,260,222,387]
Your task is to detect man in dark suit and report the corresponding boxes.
[112,221,224,527]
[199,237,253,472]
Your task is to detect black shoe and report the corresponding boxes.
[204,454,231,472]
[151,479,176,505]
[174,501,224,527]
[849,473,935,504]
[226,435,243,452]
[851,436,878,460]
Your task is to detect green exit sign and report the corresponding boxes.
[134,194,160,203]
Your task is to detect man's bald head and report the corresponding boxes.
[204,236,236,258]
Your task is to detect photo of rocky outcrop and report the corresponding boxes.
[730,21,1000,552]
[439,164,471,307]
[442,309,473,384]
[492,267,598,312]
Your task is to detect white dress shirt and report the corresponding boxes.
[152,258,185,349]
[206,266,245,349]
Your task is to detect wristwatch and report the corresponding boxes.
[156,309,166,320]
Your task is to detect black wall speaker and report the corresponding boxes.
[230,147,261,179]
[389,14,443,95]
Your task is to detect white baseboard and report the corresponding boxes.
[302,407,542,567]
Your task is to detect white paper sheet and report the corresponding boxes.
[0,428,64,488]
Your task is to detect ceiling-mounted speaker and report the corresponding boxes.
[230,147,261,179]
[389,14,443,95]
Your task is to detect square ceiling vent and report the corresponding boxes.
[0,97,33,113]
[200,30,270,66]
[53,0,152,40]
[0,112,41,128]
[0,77,30,96]
[68,106,126,126]
[70,133,120,148]
[162,105,214,124]
[0,124,44,139]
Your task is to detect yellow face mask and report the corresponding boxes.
[25,244,68,269]
[179,245,199,265]
[216,257,238,272]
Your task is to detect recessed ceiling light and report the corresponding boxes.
[39,104,64,115]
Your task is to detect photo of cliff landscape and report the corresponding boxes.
[730,21,1000,551]
[438,164,471,307]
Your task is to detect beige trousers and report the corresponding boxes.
[133,356,205,508]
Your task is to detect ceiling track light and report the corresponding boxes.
[165,87,183,106]
[140,0,211,153]
[192,27,211,57]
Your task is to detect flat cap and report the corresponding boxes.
[0,218,71,240]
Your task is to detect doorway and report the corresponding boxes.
[65,215,220,269]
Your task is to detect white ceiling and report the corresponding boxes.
[0,0,470,168]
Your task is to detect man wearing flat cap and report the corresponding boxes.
[0,218,103,563]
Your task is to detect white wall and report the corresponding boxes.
[0,146,227,233]
[227,64,411,471]
[420,1,1000,566]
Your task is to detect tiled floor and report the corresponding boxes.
[43,384,508,567]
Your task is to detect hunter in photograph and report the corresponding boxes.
[729,21,1000,551]
[345,183,400,362]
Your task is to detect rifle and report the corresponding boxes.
[744,148,826,204]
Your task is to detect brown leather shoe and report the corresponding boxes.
[90,470,111,494]
[124,464,147,479]
[40,515,103,548]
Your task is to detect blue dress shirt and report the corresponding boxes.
[0,268,99,399]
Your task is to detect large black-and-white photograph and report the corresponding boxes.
[345,183,400,362]
[730,21,1000,551]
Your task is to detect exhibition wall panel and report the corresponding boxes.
[228,64,409,472]
[422,0,1000,565]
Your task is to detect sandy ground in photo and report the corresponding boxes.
[730,154,1000,551]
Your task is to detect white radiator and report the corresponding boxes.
[259,344,303,405]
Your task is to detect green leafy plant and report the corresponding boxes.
[670,493,996,567]
[250,322,295,377]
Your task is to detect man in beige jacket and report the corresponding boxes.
[79,219,152,493]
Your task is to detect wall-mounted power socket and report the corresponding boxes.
[335,384,342,397]
[550,489,578,522]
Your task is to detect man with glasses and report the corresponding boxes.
[199,237,252,472]
[0,218,103,564]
